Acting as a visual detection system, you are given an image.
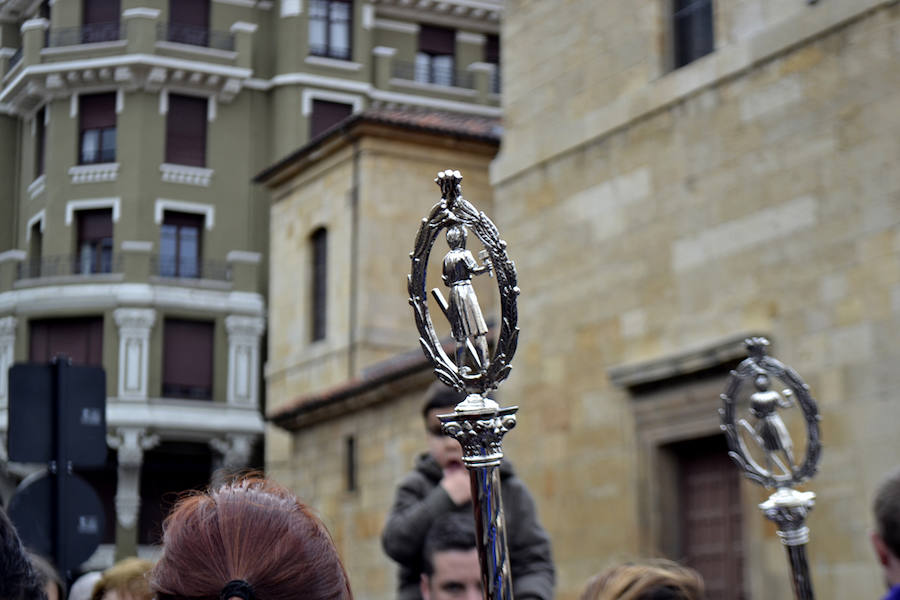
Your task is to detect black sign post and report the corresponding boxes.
[7,356,107,581]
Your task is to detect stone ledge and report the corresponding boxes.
[607,332,767,389]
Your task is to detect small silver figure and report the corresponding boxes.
[442,225,492,372]
[740,373,796,478]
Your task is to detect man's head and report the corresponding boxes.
[421,513,481,600]
[0,509,45,600]
[873,468,900,589]
[422,382,466,470]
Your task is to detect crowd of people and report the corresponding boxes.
[1,384,899,600]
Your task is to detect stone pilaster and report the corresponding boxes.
[224,315,264,407]
[0,316,16,409]
[114,309,155,401]
[107,427,159,560]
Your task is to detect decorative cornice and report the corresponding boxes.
[225,314,265,337]
[230,21,259,34]
[0,316,17,337]
[65,197,121,224]
[69,163,119,184]
[121,8,161,19]
[20,17,48,33]
[160,163,213,187]
[372,18,419,34]
[26,174,45,198]
[0,250,26,263]
[114,307,156,331]
[226,250,262,264]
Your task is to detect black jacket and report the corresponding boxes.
[381,453,555,600]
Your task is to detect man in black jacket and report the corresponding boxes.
[382,383,555,600]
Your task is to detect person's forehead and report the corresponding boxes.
[432,549,480,577]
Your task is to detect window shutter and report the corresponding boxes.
[163,319,214,399]
[310,100,353,139]
[77,209,113,242]
[29,318,104,366]
[83,0,120,24]
[166,95,207,167]
[169,0,209,27]
[419,25,455,55]
[485,34,500,64]
[80,93,116,130]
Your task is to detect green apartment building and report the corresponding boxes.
[0,0,500,566]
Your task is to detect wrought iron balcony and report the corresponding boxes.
[392,60,475,90]
[157,23,235,52]
[8,47,22,69]
[151,255,232,282]
[47,22,124,47]
[491,69,501,94]
[17,253,121,280]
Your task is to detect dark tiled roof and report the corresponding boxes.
[255,107,501,184]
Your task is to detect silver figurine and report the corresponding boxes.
[408,170,521,600]
[720,337,822,600]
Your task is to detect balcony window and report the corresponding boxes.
[166,94,207,167]
[76,209,114,274]
[309,0,352,60]
[81,0,121,44]
[79,93,116,165]
[35,107,46,178]
[310,227,327,341]
[672,0,714,69]
[163,319,213,400]
[310,100,352,139]
[159,211,203,278]
[30,317,104,366]
[416,25,455,86]
[167,0,211,47]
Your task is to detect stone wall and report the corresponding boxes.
[492,2,900,599]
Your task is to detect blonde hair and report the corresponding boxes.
[579,560,705,600]
[91,558,155,600]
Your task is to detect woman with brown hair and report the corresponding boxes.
[579,560,705,600]
[149,477,352,600]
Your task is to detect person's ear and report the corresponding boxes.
[872,531,891,566]
[420,574,431,600]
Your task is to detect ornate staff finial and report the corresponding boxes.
[719,336,822,600]
[408,170,520,600]
[435,169,463,203]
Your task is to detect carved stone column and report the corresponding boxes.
[114,309,155,401]
[108,427,159,560]
[0,316,16,409]
[210,433,255,484]
[224,316,264,407]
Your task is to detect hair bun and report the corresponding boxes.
[220,580,255,600]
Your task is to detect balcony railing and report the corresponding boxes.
[17,254,121,280]
[47,22,123,47]
[392,60,475,90]
[157,23,235,52]
[151,255,232,282]
[491,68,501,94]
[8,47,22,69]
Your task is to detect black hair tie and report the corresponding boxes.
[220,580,255,600]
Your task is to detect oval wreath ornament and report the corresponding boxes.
[719,337,822,490]
[408,170,520,395]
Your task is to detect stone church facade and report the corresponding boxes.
[264,1,900,599]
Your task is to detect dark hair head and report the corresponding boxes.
[149,476,352,600]
[421,382,466,420]
[91,558,153,600]
[875,467,900,558]
[0,509,46,600]
[422,513,477,576]
[579,560,705,600]
[27,554,65,600]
